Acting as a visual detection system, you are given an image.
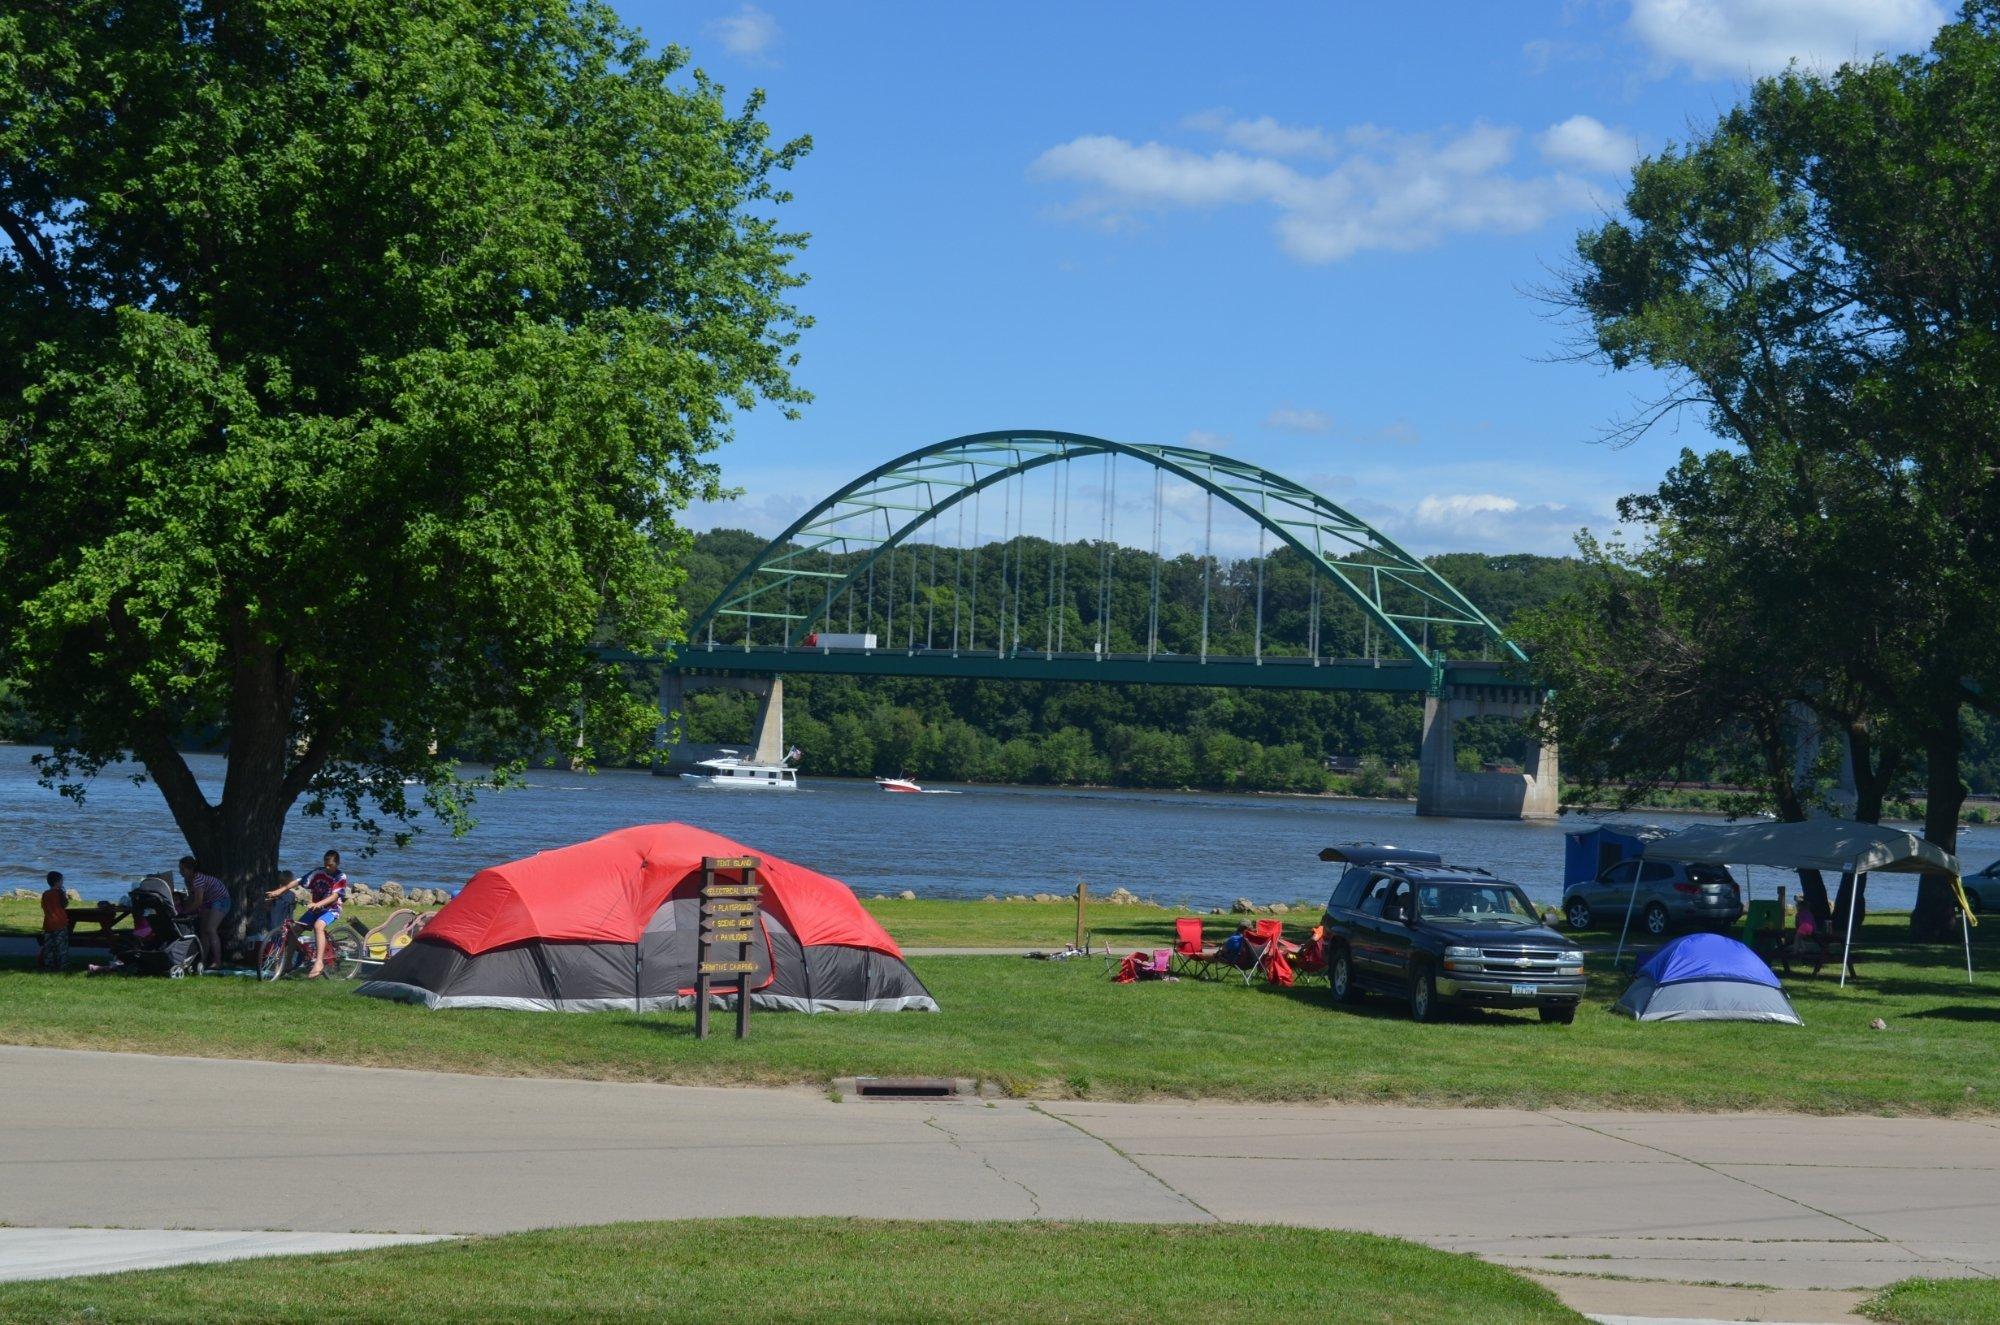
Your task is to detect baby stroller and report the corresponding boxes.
[113,874,204,978]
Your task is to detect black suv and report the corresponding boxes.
[1319,854,1586,1023]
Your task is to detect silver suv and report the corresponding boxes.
[1965,861,1997,914]
[1562,859,1743,937]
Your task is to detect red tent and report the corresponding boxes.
[358,824,937,1014]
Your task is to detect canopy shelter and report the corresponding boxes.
[357,824,938,1014]
[1642,820,1971,985]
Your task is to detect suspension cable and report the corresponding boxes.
[882,509,895,648]
[1046,461,1059,657]
[951,497,964,652]
[1200,479,1213,664]
[926,504,939,650]
[1057,460,1071,652]
[967,478,983,652]
[1102,454,1118,654]
[1148,466,1163,659]
[1254,491,1266,662]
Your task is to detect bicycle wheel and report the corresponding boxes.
[328,932,364,981]
[257,935,286,982]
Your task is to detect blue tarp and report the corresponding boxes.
[1563,824,1663,887]
[1638,932,1781,989]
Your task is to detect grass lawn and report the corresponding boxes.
[1863,1277,2000,1325]
[0,1218,1585,1325]
[0,913,1994,1110]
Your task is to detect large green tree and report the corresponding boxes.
[1551,2,2000,938]
[0,2,808,911]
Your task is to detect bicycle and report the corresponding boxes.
[254,897,361,981]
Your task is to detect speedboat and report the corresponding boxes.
[681,751,798,790]
[875,776,923,794]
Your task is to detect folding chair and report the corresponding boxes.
[1244,918,1301,986]
[1171,917,1226,980]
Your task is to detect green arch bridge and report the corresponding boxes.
[653,430,1556,818]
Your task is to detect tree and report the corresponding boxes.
[0,3,809,915]
[1553,4,2000,938]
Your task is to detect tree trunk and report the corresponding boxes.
[1912,710,1967,942]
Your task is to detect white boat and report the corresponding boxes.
[681,751,798,790]
[876,776,923,794]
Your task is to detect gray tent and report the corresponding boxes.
[1643,820,1968,985]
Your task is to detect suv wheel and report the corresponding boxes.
[1564,897,1592,929]
[1409,964,1440,1023]
[1329,946,1363,1005]
[1539,1004,1577,1025]
[1642,902,1670,937]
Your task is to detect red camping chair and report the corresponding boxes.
[1245,918,1301,986]
[1292,926,1329,986]
[1171,917,1226,980]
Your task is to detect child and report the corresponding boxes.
[268,850,349,977]
[37,871,69,971]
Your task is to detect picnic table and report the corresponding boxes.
[62,902,133,949]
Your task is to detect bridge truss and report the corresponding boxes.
[681,430,1525,693]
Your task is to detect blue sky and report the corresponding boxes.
[618,0,1950,557]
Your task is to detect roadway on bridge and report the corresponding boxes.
[5,1045,1995,1321]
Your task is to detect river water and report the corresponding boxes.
[4,745,1991,912]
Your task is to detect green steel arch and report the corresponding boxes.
[686,429,1525,676]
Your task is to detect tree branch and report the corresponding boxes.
[0,207,67,301]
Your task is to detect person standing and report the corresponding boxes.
[177,855,230,969]
[37,871,69,971]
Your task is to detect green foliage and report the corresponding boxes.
[1545,7,2000,893]
[0,3,808,886]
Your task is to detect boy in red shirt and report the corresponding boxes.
[37,871,69,971]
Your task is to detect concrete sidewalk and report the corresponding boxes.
[2,1046,1993,1319]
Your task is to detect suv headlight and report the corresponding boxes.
[1558,949,1585,973]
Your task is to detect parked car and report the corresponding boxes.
[1319,860,1585,1023]
[1964,861,1997,914]
[1561,859,1743,937]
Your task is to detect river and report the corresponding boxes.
[4,745,1991,912]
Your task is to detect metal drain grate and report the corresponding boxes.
[833,1075,986,1100]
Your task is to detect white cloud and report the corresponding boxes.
[1181,429,1233,451]
[1537,115,1641,174]
[1264,407,1333,434]
[1181,110,1335,158]
[1032,116,1598,264]
[1413,493,1521,523]
[706,4,781,60]
[1628,0,1945,79]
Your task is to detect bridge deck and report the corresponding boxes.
[646,643,1528,694]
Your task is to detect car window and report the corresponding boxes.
[1356,875,1393,917]
[1417,882,1540,924]
[1639,862,1675,883]
[1600,860,1639,885]
[1330,867,1369,910]
[1383,880,1414,922]
[1686,864,1735,885]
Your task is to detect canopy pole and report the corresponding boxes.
[1614,866,1641,968]
[1959,875,1975,984]
[1839,858,1860,988]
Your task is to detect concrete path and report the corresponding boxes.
[0,1229,443,1283]
[3,1046,1993,1320]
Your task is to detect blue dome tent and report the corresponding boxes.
[1613,932,1802,1024]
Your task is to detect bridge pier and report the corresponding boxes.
[653,672,786,774]
[1416,685,1559,821]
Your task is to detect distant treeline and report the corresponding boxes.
[670,529,2000,797]
[672,530,1565,793]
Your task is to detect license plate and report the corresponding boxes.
[1510,983,1538,997]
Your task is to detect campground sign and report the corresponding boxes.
[696,855,761,1040]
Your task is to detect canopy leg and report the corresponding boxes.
[1838,859,1860,988]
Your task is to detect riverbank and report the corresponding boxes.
[1,913,1993,1112]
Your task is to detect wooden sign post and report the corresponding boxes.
[696,855,761,1040]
